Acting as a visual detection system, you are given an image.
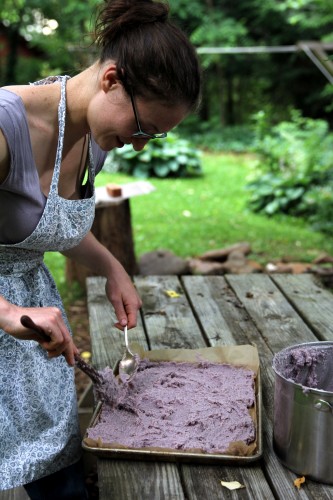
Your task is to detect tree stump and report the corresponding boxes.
[65,199,138,287]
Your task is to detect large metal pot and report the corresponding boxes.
[272,341,333,484]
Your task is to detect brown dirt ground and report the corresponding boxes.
[66,298,93,401]
[66,298,99,500]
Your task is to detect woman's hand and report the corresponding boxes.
[105,260,142,330]
[1,301,78,366]
[62,231,142,329]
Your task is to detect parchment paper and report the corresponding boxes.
[84,344,260,457]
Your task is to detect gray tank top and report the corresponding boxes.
[0,87,107,244]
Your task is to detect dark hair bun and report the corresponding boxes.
[96,0,169,45]
[95,0,201,110]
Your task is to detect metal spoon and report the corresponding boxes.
[20,315,103,385]
[118,325,139,382]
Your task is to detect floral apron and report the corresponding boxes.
[0,76,95,489]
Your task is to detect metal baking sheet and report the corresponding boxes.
[82,368,263,464]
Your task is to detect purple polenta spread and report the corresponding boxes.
[87,359,256,454]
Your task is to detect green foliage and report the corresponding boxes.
[44,252,85,307]
[168,0,204,33]
[247,110,333,234]
[192,12,248,70]
[6,57,44,85]
[2,0,333,125]
[303,185,333,234]
[277,0,333,33]
[0,0,99,85]
[47,152,333,295]
[104,133,203,179]
[179,118,256,152]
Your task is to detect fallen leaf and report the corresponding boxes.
[165,290,181,298]
[221,480,245,490]
[81,351,92,360]
[294,476,305,489]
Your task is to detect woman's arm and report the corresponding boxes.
[62,231,142,329]
[0,129,10,183]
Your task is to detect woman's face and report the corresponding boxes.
[87,83,188,152]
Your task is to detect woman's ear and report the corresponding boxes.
[101,64,121,93]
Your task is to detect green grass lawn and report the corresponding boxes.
[45,151,333,300]
[99,152,333,260]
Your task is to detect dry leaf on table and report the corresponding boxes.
[221,480,245,490]
[294,476,305,489]
[165,290,181,298]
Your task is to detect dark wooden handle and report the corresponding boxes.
[20,315,51,342]
[20,315,103,384]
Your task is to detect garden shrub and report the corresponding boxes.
[104,133,203,179]
[179,116,256,152]
[247,110,333,234]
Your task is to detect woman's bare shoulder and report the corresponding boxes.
[0,129,10,184]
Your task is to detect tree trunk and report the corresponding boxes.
[66,200,138,287]
[226,73,235,125]
[5,25,20,84]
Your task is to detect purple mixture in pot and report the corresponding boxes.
[273,345,332,390]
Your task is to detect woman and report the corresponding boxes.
[0,0,201,497]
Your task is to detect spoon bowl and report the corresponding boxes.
[118,325,139,382]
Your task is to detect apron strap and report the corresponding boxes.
[32,75,95,197]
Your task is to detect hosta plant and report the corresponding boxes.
[104,133,203,178]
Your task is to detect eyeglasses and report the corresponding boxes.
[130,91,167,140]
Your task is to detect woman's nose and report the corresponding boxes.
[132,138,150,151]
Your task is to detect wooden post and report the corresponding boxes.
[65,199,138,286]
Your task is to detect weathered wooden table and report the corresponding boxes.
[86,273,333,500]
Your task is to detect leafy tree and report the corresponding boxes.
[184,0,333,127]
[0,0,99,84]
[1,0,333,126]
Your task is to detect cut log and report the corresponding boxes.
[66,200,138,286]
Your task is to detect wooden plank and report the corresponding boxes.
[226,274,318,353]
[0,489,28,500]
[136,276,275,499]
[180,463,274,499]
[271,274,333,341]
[182,275,310,499]
[182,275,276,411]
[181,275,240,345]
[134,275,207,349]
[98,460,185,500]
[153,275,332,499]
[226,274,333,498]
[182,275,277,419]
[182,275,273,346]
[136,275,274,499]
[86,276,186,500]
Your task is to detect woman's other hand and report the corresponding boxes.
[1,300,78,366]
